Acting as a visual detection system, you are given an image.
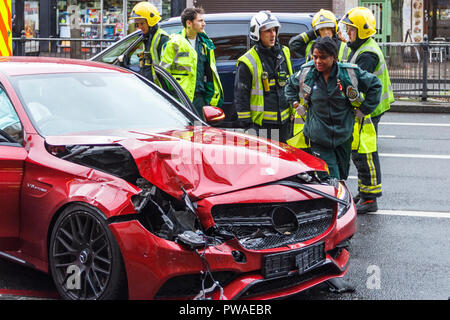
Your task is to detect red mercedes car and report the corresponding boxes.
[0,57,356,300]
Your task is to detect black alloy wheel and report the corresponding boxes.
[49,204,127,300]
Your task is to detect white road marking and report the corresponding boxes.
[381,122,450,127]
[368,210,450,219]
[379,135,396,138]
[379,153,450,160]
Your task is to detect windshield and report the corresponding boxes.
[12,72,194,136]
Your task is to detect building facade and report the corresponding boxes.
[12,0,177,39]
[12,0,450,42]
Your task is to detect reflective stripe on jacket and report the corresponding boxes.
[349,37,394,118]
[285,60,381,151]
[305,40,350,62]
[236,45,293,126]
[344,65,377,153]
[142,28,169,86]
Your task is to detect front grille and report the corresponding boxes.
[212,198,335,250]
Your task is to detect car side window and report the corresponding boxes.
[161,25,183,35]
[0,88,23,144]
[127,41,145,72]
[204,23,249,61]
[100,33,142,64]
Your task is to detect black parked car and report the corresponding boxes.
[91,12,313,125]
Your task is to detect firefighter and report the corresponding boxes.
[289,9,350,62]
[160,7,223,117]
[234,11,293,143]
[129,1,169,83]
[284,37,381,180]
[341,7,395,213]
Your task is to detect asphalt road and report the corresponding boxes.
[295,112,450,300]
[1,112,449,300]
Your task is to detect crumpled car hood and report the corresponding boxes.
[46,126,327,200]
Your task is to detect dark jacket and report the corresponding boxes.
[141,26,169,81]
[285,62,382,149]
[234,42,290,129]
[347,37,379,73]
[289,30,343,60]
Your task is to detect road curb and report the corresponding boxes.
[390,102,450,113]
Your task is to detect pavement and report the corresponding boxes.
[391,98,450,113]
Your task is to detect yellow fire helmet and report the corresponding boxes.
[341,7,377,39]
[130,1,161,27]
[312,9,338,33]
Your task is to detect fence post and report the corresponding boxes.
[19,30,26,56]
[421,35,429,101]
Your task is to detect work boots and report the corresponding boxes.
[356,197,378,214]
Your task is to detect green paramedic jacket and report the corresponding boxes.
[160,28,224,107]
[284,60,382,150]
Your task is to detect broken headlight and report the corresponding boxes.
[336,182,351,219]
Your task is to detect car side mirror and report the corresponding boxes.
[202,106,225,124]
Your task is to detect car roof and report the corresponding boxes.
[0,56,130,77]
[161,12,314,25]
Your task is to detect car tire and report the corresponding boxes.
[49,204,127,300]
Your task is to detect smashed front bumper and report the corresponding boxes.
[108,198,356,300]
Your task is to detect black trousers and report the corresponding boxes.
[352,114,383,199]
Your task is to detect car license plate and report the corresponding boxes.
[262,242,325,278]
[295,242,325,274]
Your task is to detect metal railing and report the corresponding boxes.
[380,40,450,100]
[12,36,117,60]
[11,36,450,101]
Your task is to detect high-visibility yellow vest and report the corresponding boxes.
[160,28,223,106]
[0,0,12,56]
[141,28,169,86]
[236,46,293,126]
[344,64,377,153]
[349,37,394,118]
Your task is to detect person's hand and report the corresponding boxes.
[337,30,347,43]
[354,108,365,119]
[293,101,306,116]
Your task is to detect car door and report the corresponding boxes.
[92,30,144,69]
[152,64,201,119]
[0,86,26,250]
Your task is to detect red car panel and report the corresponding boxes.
[0,57,356,300]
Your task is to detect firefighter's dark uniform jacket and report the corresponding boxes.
[140,26,169,82]
[234,42,292,131]
[284,61,381,149]
[289,31,349,61]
